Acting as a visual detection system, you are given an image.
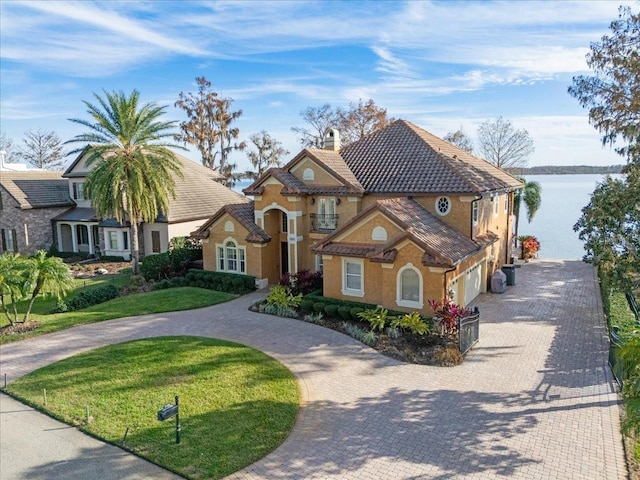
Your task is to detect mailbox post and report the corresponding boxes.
[157,395,181,445]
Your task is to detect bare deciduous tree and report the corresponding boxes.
[0,131,18,163]
[18,129,66,170]
[336,99,393,146]
[443,127,474,153]
[244,131,289,180]
[477,117,534,170]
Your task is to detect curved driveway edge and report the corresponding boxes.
[0,260,627,479]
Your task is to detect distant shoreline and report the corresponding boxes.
[509,165,624,175]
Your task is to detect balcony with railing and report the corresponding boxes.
[310,213,339,233]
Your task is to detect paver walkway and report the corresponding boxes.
[0,260,627,479]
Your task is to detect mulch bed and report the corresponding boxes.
[0,321,41,336]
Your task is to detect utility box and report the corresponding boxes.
[491,269,507,294]
[501,264,516,286]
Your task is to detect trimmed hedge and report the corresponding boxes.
[302,293,406,321]
[54,284,120,312]
[184,269,256,295]
[141,247,202,282]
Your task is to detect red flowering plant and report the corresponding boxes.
[428,298,473,336]
[518,235,540,260]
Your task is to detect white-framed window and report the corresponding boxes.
[1,229,17,252]
[316,254,324,272]
[72,182,85,201]
[504,194,509,213]
[472,201,479,225]
[217,239,246,274]
[303,168,315,180]
[123,231,129,250]
[281,212,288,233]
[493,195,499,217]
[109,231,118,249]
[372,226,388,241]
[396,263,423,309]
[342,258,364,297]
[435,196,451,216]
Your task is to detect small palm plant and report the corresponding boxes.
[23,251,75,322]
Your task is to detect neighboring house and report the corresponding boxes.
[194,120,523,311]
[0,171,74,255]
[53,151,246,259]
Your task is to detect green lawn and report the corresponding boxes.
[4,337,300,480]
[0,274,235,344]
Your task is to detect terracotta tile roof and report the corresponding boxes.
[313,197,485,268]
[1,171,73,209]
[192,202,270,244]
[303,149,364,191]
[167,155,248,223]
[243,147,365,197]
[340,120,523,194]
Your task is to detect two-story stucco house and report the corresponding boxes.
[194,120,523,311]
[52,151,248,260]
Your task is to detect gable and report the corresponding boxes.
[290,157,344,187]
[333,211,403,244]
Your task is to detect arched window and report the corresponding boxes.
[224,220,234,232]
[397,264,423,308]
[303,168,315,180]
[217,239,246,273]
[372,226,388,241]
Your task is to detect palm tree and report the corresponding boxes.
[513,178,542,247]
[67,90,183,274]
[23,251,74,322]
[0,253,30,325]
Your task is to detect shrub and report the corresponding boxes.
[428,298,472,336]
[66,284,120,311]
[266,285,303,309]
[337,306,352,320]
[154,279,173,290]
[385,326,400,339]
[358,308,395,332]
[279,268,323,296]
[276,306,299,318]
[182,269,256,295]
[99,255,127,262]
[362,330,378,346]
[300,300,315,314]
[392,312,430,336]
[349,307,364,321]
[303,312,324,324]
[313,302,326,313]
[324,304,339,318]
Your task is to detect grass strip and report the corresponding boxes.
[1,286,235,344]
[4,336,299,480]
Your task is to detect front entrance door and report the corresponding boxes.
[280,242,289,277]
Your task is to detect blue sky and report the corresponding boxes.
[0,0,631,171]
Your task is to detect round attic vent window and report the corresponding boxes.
[436,196,451,216]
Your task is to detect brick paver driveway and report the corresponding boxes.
[0,260,627,479]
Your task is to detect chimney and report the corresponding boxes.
[323,128,340,151]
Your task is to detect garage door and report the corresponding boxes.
[464,263,483,307]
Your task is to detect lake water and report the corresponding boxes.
[519,174,622,260]
[234,174,617,261]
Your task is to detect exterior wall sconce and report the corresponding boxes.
[336,198,341,205]
[310,198,315,204]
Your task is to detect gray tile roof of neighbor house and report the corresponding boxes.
[166,155,247,223]
[0,171,73,209]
